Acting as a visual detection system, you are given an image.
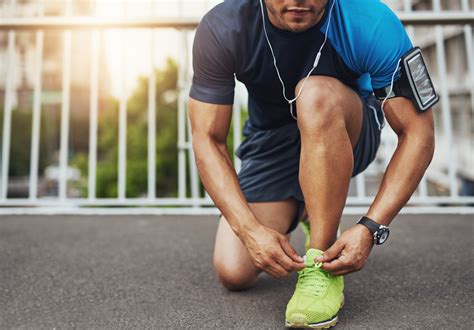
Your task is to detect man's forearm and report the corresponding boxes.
[366,131,435,225]
[193,136,260,237]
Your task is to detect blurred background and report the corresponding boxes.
[0,0,472,212]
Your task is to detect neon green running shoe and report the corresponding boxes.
[285,248,344,328]
[300,220,311,251]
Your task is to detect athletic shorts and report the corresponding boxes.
[235,94,384,233]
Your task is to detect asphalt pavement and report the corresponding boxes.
[0,214,472,329]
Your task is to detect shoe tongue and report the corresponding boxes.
[305,248,324,267]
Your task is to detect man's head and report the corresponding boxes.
[264,0,328,33]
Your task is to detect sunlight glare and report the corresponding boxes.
[94,0,220,97]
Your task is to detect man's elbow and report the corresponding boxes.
[191,133,210,157]
[192,133,226,162]
[422,131,435,163]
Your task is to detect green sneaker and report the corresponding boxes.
[285,249,344,328]
[299,220,311,251]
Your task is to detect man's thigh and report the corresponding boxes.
[213,198,300,276]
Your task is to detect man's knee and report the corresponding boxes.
[295,76,346,133]
[213,258,257,291]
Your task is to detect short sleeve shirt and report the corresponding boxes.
[190,0,413,130]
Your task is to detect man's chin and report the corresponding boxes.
[284,22,314,33]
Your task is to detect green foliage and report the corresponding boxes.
[0,105,57,178]
[7,109,32,176]
[1,58,248,200]
[226,107,249,156]
[71,58,180,198]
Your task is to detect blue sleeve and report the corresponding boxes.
[189,19,235,105]
[359,6,413,89]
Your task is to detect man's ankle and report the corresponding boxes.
[308,239,336,251]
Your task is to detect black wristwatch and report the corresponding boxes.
[357,216,390,245]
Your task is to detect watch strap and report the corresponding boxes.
[357,216,381,234]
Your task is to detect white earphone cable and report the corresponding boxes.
[259,0,337,120]
[369,59,401,131]
[381,59,401,115]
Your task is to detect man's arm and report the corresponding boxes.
[188,98,304,278]
[318,97,435,275]
[366,98,435,224]
[188,98,255,235]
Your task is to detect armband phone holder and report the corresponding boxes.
[374,47,439,112]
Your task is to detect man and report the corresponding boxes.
[188,0,435,328]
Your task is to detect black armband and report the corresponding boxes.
[374,47,439,112]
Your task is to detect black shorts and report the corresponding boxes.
[235,94,384,233]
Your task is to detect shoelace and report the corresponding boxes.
[297,261,331,297]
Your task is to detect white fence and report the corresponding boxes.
[0,0,473,214]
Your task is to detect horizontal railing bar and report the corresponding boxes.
[0,196,473,206]
[0,198,214,207]
[0,17,199,30]
[0,12,472,30]
[1,9,472,213]
[399,12,474,25]
[0,206,472,216]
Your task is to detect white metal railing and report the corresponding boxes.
[0,0,473,215]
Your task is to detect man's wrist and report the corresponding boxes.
[358,216,391,245]
[231,215,263,241]
[356,223,375,243]
[365,211,391,227]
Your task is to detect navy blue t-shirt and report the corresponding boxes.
[190,0,413,130]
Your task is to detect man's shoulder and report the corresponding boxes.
[336,0,394,32]
[201,0,256,33]
[336,0,390,16]
[332,0,411,87]
[336,0,401,40]
[330,0,408,57]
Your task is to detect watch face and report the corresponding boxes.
[377,228,390,245]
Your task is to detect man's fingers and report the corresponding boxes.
[317,240,344,262]
[267,261,289,278]
[278,235,304,263]
[320,259,348,273]
[258,255,289,278]
[276,253,304,272]
[258,260,280,278]
[266,269,280,278]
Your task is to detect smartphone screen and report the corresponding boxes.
[407,53,437,107]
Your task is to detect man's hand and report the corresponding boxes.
[241,225,305,278]
[316,225,374,276]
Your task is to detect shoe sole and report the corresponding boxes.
[285,315,338,329]
[285,295,344,329]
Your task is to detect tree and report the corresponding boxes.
[72,58,180,198]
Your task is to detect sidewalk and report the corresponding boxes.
[0,214,472,328]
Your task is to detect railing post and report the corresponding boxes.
[147,12,157,200]
[182,31,201,206]
[433,0,458,198]
[117,1,128,201]
[88,29,100,201]
[177,29,188,200]
[1,0,17,200]
[232,102,242,172]
[29,27,43,200]
[58,0,72,201]
[461,0,474,115]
